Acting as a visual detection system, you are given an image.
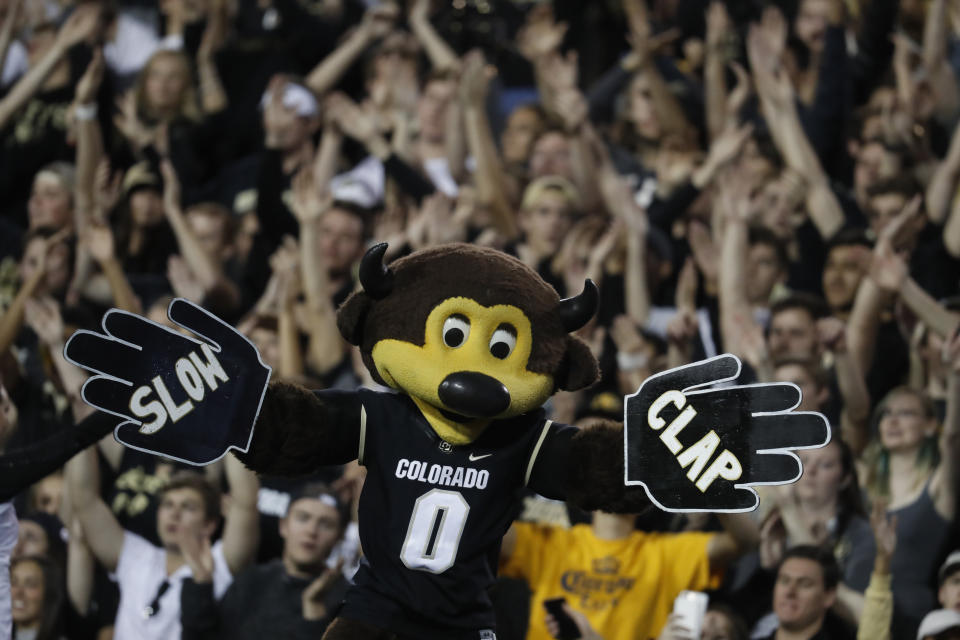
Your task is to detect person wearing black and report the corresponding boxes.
[758,546,854,640]
[179,483,349,640]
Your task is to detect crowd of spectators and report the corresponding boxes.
[1,0,960,639]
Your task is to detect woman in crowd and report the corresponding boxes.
[860,381,960,635]
[10,555,64,640]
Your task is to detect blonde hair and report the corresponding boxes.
[520,175,583,213]
[863,386,939,498]
[134,50,201,123]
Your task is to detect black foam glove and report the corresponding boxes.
[625,354,830,512]
[64,298,271,465]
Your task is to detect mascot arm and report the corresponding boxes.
[527,420,650,513]
[234,381,363,476]
[0,410,117,502]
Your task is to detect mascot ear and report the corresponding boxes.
[337,292,372,346]
[555,336,600,391]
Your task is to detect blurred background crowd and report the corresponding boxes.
[1,0,960,639]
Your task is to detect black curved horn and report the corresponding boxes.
[359,243,394,299]
[558,279,599,332]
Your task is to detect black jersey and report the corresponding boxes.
[338,388,571,638]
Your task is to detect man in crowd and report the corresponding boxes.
[66,443,260,639]
[180,482,350,639]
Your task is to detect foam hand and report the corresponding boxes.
[64,299,271,465]
[624,354,829,512]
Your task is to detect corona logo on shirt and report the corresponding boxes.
[560,567,636,610]
[64,299,272,466]
[624,355,831,513]
[592,556,620,575]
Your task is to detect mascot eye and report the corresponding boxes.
[488,325,517,359]
[443,315,471,348]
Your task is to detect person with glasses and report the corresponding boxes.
[859,354,960,639]
[64,442,260,640]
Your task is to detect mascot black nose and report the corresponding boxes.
[438,372,511,418]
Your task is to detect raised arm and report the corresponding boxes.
[290,166,345,376]
[624,0,693,141]
[459,51,518,239]
[708,512,761,568]
[924,120,960,225]
[846,230,902,376]
[930,328,960,521]
[0,5,101,129]
[819,318,871,456]
[81,223,141,313]
[220,454,260,576]
[748,24,844,239]
[703,2,731,142]
[0,229,69,357]
[68,49,107,310]
[234,383,363,475]
[856,502,896,640]
[595,133,649,324]
[408,0,459,73]
[945,189,960,258]
[160,160,239,309]
[716,172,770,377]
[0,0,23,85]
[62,420,126,572]
[305,4,396,96]
[196,0,228,114]
[23,297,93,421]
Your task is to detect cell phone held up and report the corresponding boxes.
[672,590,709,639]
[542,597,580,640]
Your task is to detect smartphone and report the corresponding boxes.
[672,590,709,639]
[542,598,580,640]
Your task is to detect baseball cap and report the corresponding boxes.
[287,482,347,522]
[940,551,960,585]
[917,609,960,640]
[123,162,162,197]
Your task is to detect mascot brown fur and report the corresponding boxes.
[237,243,648,639]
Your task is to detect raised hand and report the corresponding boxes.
[290,164,328,225]
[0,383,17,443]
[302,560,345,620]
[75,47,105,105]
[64,298,272,465]
[869,499,897,570]
[56,3,102,50]
[94,159,122,218]
[817,317,847,353]
[687,221,719,283]
[81,222,117,264]
[197,0,228,62]
[23,297,65,347]
[178,528,214,583]
[758,509,787,568]
[516,4,567,62]
[325,92,379,146]
[359,2,398,41]
[167,255,204,302]
[625,354,830,512]
[458,49,493,108]
[113,91,155,150]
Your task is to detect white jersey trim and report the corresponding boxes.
[524,420,553,486]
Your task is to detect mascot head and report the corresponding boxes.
[337,243,600,444]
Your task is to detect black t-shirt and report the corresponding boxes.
[911,223,960,300]
[0,85,75,227]
[101,447,196,546]
[255,469,343,563]
[339,388,573,638]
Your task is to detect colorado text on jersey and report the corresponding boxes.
[394,458,491,489]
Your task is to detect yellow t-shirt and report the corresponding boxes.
[499,522,721,640]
